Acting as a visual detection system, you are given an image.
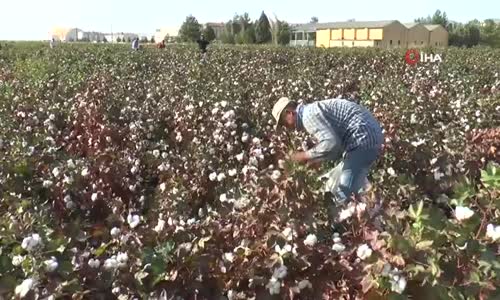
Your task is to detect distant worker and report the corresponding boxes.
[132,37,139,51]
[196,34,210,61]
[157,40,166,49]
[49,38,56,49]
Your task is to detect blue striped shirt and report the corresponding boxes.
[297,99,384,161]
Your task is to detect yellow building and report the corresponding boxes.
[425,25,448,47]
[314,20,408,48]
[404,23,431,47]
[290,20,448,49]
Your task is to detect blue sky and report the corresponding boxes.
[0,0,498,40]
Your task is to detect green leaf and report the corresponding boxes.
[416,240,434,250]
[0,255,13,273]
[0,274,17,291]
[94,242,112,257]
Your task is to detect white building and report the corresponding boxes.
[154,27,179,43]
[104,32,139,43]
[51,27,138,43]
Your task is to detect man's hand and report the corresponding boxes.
[290,151,310,164]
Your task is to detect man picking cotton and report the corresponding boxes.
[272,97,384,207]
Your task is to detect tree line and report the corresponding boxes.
[415,10,500,47]
[178,12,291,45]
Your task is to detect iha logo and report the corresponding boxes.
[405,49,443,65]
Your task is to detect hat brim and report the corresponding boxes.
[273,106,288,130]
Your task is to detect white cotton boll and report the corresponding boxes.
[212,107,219,115]
[176,133,183,143]
[209,172,217,181]
[110,227,121,238]
[391,276,407,294]
[106,136,112,143]
[271,170,281,181]
[236,152,244,161]
[81,168,89,177]
[44,257,58,272]
[88,258,100,268]
[91,193,98,202]
[486,224,500,241]
[434,170,445,181]
[116,252,128,268]
[356,203,367,213]
[104,257,118,270]
[228,169,237,177]
[154,219,166,233]
[266,277,281,295]
[52,167,61,177]
[12,255,25,266]
[282,227,293,241]
[15,278,35,298]
[278,159,285,169]
[130,166,137,174]
[21,233,42,252]
[162,152,168,159]
[298,279,312,290]
[63,175,74,185]
[152,149,160,158]
[272,265,288,279]
[222,110,235,120]
[252,137,261,145]
[217,173,226,182]
[333,237,342,243]
[234,197,250,209]
[220,101,228,107]
[356,244,373,260]
[49,114,56,121]
[67,159,76,169]
[223,252,234,263]
[160,183,166,192]
[332,243,346,252]
[219,194,227,202]
[304,234,317,247]
[455,206,474,221]
[241,134,249,143]
[127,214,140,229]
[43,180,53,188]
[387,167,396,177]
[339,205,356,221]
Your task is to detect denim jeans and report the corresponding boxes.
[332,146,381,204]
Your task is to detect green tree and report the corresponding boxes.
[116,37,122,43]
[310,16,319,23]
[203,26,216,41]
[276,21,291,45]
[431,10,449,28]
[480,19,500,47]
[255,11,272,43]
[140,36,149,43]
[179,15,202,42]
[150,36,156,43]
[465,22,481,47]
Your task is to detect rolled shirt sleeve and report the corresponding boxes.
[303,111,343,162]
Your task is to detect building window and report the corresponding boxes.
[398,40,400,46]
[435,42,438,46]
[390,40,393,46]
[421,41,424,44]
[342,41,344,46]
[352,41,354,46]
[297,32,303,40]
